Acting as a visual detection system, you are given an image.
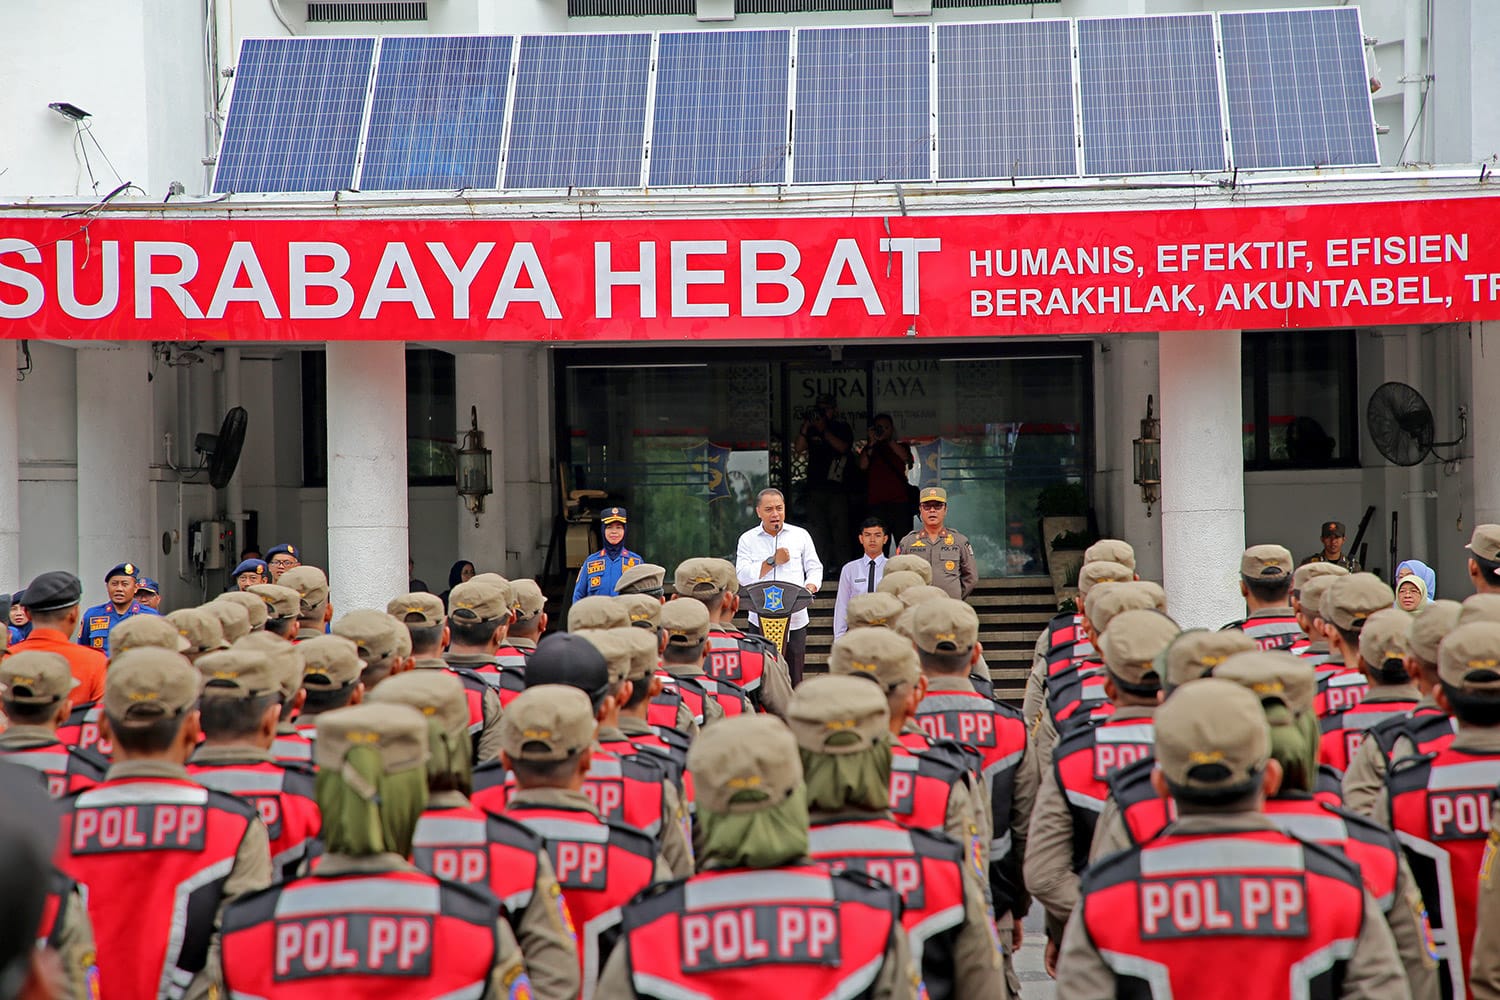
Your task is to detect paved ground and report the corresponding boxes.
[1016,904,1056,1000]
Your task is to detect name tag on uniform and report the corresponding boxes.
[825,858,925,909]
[550,840,609,889]
[582,776,626,822]
[1430,789,1493,840]
[89,616,110,632]
[587,560,606,573]
[681,904,840,971]
[274,913,433,980]
[72,804,207,853]
[1139,875,1308,939]
[413,845,488,884]
[918,710,996,747]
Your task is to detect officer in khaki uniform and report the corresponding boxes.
[673,557,795,718]
[333,608,413,693]
[656,598,749,725]
[369,671,582,1000]
[232,630,311,764]
[616,593,662,632]
[202,599,251,644]
[1056,679,1408,998]
[215,590,270,633]
[793,675,1007,1000]
[109,613,193,655]
[845,592,907,631]
[615,621,698,739]
[217,703,531,998]
[569,595,630,631]
[246,583,301,640]
[615,563,667,601]
[895,487,977,599]
[1474,795,1500,999]
[435,579,511,762]
[166,607,230,661]
[278,566,333,642]
[508,579,549,653]
[1022,558,1138,729]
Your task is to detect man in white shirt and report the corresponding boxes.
[833,518,889,639]
[735,488,823,685]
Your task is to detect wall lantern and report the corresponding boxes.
[1132,395,1161,518]
[455,406,492,526]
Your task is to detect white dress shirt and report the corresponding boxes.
[735,522,823,631]
[832,553,886,638]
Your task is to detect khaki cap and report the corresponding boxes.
[215,591,269,631]
[1154,678,1271,794]
[574,628,635,684]
[615,564,666,596]
[203,600,251,644]
[1291,561,1349,596]
[1320,574,1395,632]
[1298,576,1340,621]
[1409,599,1462,665]
[1467,524,1500,563]
[891,606,919,642]
[368,669,470,744]
[918,486,948,504]
[1437,621,1500,691]
[0,651,78,705]
[845,592,905,631]
[102,648,201,726]
[298,634,364,689]
[1241,544,1294,582]
[1458,594,1500,627]
[1083,539,1136,572]
[279,567,330,615]
[500,685,597,762]
[248,584,301,621]
[568,596,628,631]
[882,556,932,585]
[314,703,428,778]
[110,614,191,655]
[876,571,926,598]
[1078,561,1135,598]
[386,593,445,629]
[660,599,710,646]
[167,608,230,655]
[449,579,512,624]
[1160,629,1256,691]
[1098,609,1178,685]
[1212,651,1316,715]
[787,675,889,756]
[898,584,948,609]
[1358,608,1411,671]
[1087,582,1167,634]
[828,627,920,691]
[616,594,662,630]
[512,580,547,621]
[910,598,979,654]
[233,631,305,700]
[196,649,280,700]
[334,610,407,669]
[618,627,660,682]
[688,714,802,815]
[674,558,737,600]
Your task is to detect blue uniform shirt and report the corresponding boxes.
[572,548,644,601]
[77,601,160,656]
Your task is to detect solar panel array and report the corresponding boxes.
[214,8,1379,194]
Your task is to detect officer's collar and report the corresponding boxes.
[923,674,979,693]
[617,715,654,735]
[1452,726,1500,751]
[508,786,598,815]
[0,725,62,746]
[190,744,274,765]
[105,759,191,781]
[426,789,471,810]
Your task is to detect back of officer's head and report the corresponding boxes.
[1212,651,1319,794]
[500,685,597,789]
[910,599,979,674]
[788,676,891,815]
[102,648,203,757]
[446,579,513,651]
[369,670,472,794]
[0,652,77,728]
[1153,679,1274,812]
[1436,622,1500,726]
[314,704,429,858]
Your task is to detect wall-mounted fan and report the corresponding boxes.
[1366,382,1466,467]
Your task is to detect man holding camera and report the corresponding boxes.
[794,393,855,567]
[859,412,915,543]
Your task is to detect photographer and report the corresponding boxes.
[859,412,915,544]
[794,394,854,567]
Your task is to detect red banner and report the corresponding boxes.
[2,196,1499,341]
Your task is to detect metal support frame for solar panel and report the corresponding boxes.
[495,37,524,190]
[1069,18,1084,177]
[350,37,385,190]
[784,28,799,187]
[927,24,939,183]
[1209,16,1236,178]
[639,33,661,188]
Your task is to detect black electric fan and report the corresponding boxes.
[1366,382,1465,467]
[194,406,249,488]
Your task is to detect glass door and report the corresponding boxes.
[779,362,873,572]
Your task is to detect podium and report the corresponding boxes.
[738,580,813,656]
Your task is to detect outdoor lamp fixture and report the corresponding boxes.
[48,102,91,122]
[1132,395,1161,518]
[455,406,493,526]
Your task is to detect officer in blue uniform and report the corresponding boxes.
[77,562,160,655]
[136,577,162,611]
[571,506,644,602]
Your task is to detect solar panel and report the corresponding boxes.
[649,30,790,187]
[1220,8,1378,170]
[936,20,1075,180]
[792,25,930,185]
[359,35,514,191]
[503,33,652,189]
[213,37,376,194]
[1078,15,1225,175]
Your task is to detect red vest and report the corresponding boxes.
[650,670,751,725]
[1314,667,1369,718]
[704,628,776,707]
[614,727,695,809]
[272,729,316,766]
[1362,706,1456,766]
[187,758,321,881]
[1317,696,1420,772]
[220,867,506,999]
[467,649,528,708]
[1053,716,1157,869]
[1106,756,1176,848]
[56,777,259,1000]
[1079,827,1369,999]
[889,742,966,837]
[1263,796,1403,912]
[436,664,495,758]
[411,802,547,919]
[808,818,970,1000]
[1045,662,1112,728]
[0,739,107,797]
[1388,745,1500,999]
[472,751,672,839]
[616,865,901,999]
[1044,612,1085,657]
[504,798,659,986]
[1231,612,1312,653]
[56,701,112,758]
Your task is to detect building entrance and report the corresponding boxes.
[560,343,1092,580]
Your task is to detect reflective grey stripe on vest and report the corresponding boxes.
[1430,760,1500,789]
[277,876,441,917]
[1243,619,1301,640]
[1141,839,1304,876]
[193,769,285,794]
[414,815,489,845]
[1095,724,1155,745]
[518,816,610,844]
[684,869,834,909]
[1267,812,1348,844]
[918,694,984,712]
[4,747,70,773]
[808,824,914,856]
[75,782,209,807]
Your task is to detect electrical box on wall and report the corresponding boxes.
[190,520,233,571]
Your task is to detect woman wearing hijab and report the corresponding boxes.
[440,559,475,608]
[571,506,642,601]
[1394,559,1435,611]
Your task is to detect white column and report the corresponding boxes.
[454,353,507,574]
[326,343,408,613]
[0,348,18,589]
[1473,322,1500,526]
[1158,331,1246,629]
[77,344,153,606]
[1112,335,1163,581]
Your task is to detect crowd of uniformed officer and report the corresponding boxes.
[6,519,1500,999]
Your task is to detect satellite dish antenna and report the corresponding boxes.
[1366,382,1465,467]
[194,407,248,489]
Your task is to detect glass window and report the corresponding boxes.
[1242,330,1358,468]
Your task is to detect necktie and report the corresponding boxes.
[867,560,878,593]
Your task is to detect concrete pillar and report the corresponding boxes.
[454,353,507,575]
[0,348,18,589]
[1112,335,1163,581]
[326,343,408,613]
[1158,331,1246,629]
[77,344,153,607]
[1473,322,1500,527]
